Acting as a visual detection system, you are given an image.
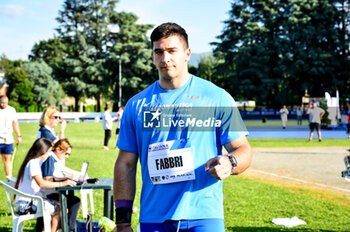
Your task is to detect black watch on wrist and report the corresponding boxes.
[225,154,237,173]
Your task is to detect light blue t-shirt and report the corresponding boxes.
[117,75,248,223]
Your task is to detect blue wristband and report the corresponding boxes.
[115,200,133,209]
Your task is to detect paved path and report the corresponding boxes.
[244,147,350,196]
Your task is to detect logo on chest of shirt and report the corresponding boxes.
[142,106,222,131]
[144,109,161,128]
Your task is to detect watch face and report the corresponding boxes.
[228,155,237,168]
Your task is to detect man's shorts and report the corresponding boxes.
[115,128,120,135]
[0,143,13,155]
[309,122,321,131]
[140,219,225,232]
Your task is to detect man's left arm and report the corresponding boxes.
[205,136,252,180]
[12,120,22,144]
[320,109,325,119]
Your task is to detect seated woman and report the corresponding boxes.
[14,138,76,232]
[41,138,81,232]
[37,106,66,143]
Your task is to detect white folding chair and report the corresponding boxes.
[6,176,17,184]
[8,174,95,219]
[0,180,52,232]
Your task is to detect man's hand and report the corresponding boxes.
[16,136,22,145]
[205,155,232,180]
[115,223,133,232]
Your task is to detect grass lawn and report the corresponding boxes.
[0,123,349,231]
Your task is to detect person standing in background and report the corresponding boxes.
[115,106,124,148]
[279,105,289,129]
[37,106,66,143]
[307,101,325,142]
[0,95,22,177]
[296,106,303,126]
[103,104,116,150]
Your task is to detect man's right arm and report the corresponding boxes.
[12,120,22,144]
[113,149,138,232]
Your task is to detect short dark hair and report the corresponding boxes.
[150,22,188,48]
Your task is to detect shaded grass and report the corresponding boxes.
[248,138,350,148]
[0,123,349,231]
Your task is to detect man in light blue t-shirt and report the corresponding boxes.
[113,22,253,232]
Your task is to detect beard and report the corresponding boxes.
[159,70,176,80]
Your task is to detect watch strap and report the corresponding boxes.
[225,154,237,173]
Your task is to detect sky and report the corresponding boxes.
[0,0,232,60]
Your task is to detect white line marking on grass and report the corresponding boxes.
[250,169,350,193]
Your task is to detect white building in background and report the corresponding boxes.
[325,91,341,126]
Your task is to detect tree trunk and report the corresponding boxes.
[74,97,79,112]
[96,94,101,112]
[112,82,119,112]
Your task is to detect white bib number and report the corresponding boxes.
[148,140,195,185]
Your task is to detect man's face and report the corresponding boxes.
[152,35,191,80]
[0,98,8,109]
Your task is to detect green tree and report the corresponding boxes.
[23,61,61,110]
[213,0,349,108]
[319,98,331,126]
[196,53,216,82]
[106,11,154,111]
[0,56,34,111]
[213,0,286,107]
[281,0,348,98]
[29,38,68,84]
[10,79,34,112]
[53,0,154,111]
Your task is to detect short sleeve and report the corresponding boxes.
[116,101,138,154]
[218,91,248,145]
[29,159,42,177]
[11,107,18,122]
[41,156,55,177]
